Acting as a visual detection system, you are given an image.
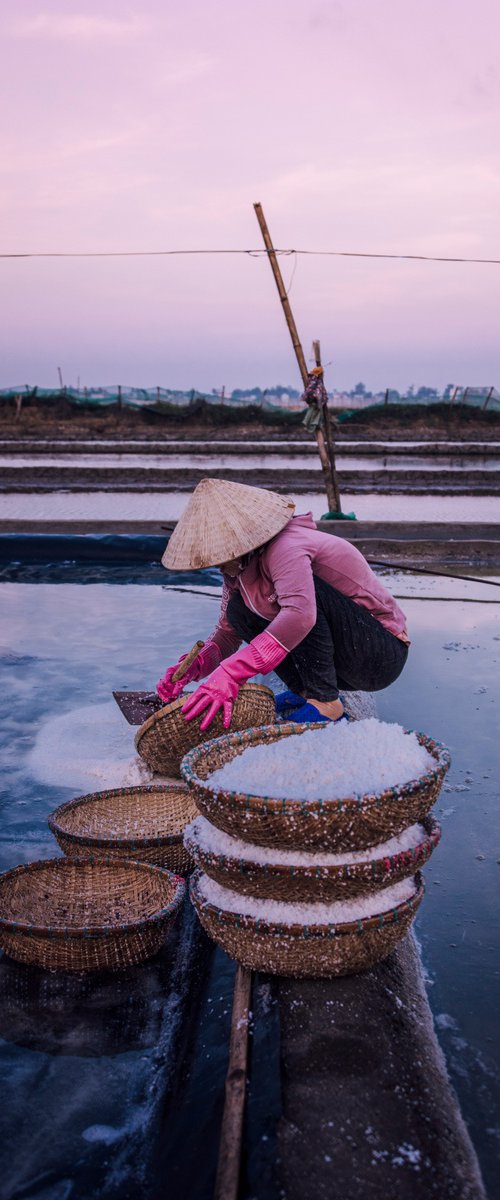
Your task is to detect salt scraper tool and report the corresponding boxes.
[113,640,205,725]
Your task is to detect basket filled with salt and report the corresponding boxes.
[0,857,185,972]
[184,813,441,903]
[135,683,276,778]
[190,869,424,977]
[181,718,450,852]
[48,783,198,873]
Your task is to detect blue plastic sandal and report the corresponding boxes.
[274,689,305,715]
[287,702,350,725]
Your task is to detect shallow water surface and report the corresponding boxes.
[3,452,500,471]
[0,571,499,1195]
[2,490,500,522]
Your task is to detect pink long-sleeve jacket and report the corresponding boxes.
[209,513,409,658]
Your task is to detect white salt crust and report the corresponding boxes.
[207,718,435,801]
[196,872,417,925]
[184,816,427,867]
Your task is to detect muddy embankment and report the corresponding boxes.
[1,398,500,443]
[3,465,500,495]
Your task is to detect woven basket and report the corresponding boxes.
[181,722,450,851]
[135,683,276,778]
[0,857,185,972]
[48,784,198,873]
[185,814,441,903]
[190,870,424,978]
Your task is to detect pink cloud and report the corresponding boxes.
[11,13,153,40]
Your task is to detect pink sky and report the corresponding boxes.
[1,0,499,393]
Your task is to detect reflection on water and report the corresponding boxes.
[0,942,176,1057]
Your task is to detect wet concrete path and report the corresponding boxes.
[277,936,485,1200]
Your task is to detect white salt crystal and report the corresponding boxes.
[27,701,150,791]
[184,816,428,867]
[207,718,435,801]
[196,871,417,925]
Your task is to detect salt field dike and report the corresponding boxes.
[0,392,498,1200]
[2,399,500,566]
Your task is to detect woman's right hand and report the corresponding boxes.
[156,642,222,704]
[156,662,187,703]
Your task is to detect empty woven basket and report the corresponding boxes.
[181,722,450,851]
[48,784,198,873]
[135,683,276,777]
[0,857,185,972]
[190,870,424,978]
[184,814,441,903]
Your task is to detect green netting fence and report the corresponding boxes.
[0,384,498,412]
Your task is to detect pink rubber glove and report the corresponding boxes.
[156,642,222,703]
[181,631,287,731]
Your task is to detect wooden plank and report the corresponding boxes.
[214,966,252,1200]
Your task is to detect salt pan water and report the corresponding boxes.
[0,552,498,1194]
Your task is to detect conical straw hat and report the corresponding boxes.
[162,478,296,570]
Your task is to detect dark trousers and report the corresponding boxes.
[226,575,408,701]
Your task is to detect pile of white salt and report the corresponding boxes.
[196,872,417,925]
[207,717,435,801]
[185,816,428,867]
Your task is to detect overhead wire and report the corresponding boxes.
[284,250,298,297]
[1,248,500,264]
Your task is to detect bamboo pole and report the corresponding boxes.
[312,339,342,513]
[253,202,337,513]
[171,639,204,682]
[482,386,494,411]
[214,965,252,1200]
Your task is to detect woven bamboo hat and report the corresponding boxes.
[162,479,295,570]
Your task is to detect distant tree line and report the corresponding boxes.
[224,382,458,402]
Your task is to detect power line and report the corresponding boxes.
[367,559,500,587]
[301,250,500,265]
[1,247,500,264]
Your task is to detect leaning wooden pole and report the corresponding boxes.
[313,339,342,513]
[253,202,337,513]
[214,965,252,1200]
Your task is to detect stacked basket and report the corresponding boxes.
[0,681,277,974]
[181,721,450,978]
[0,782,197,973]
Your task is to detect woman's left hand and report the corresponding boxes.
[181,667,239,731]
[181,632,287,731]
